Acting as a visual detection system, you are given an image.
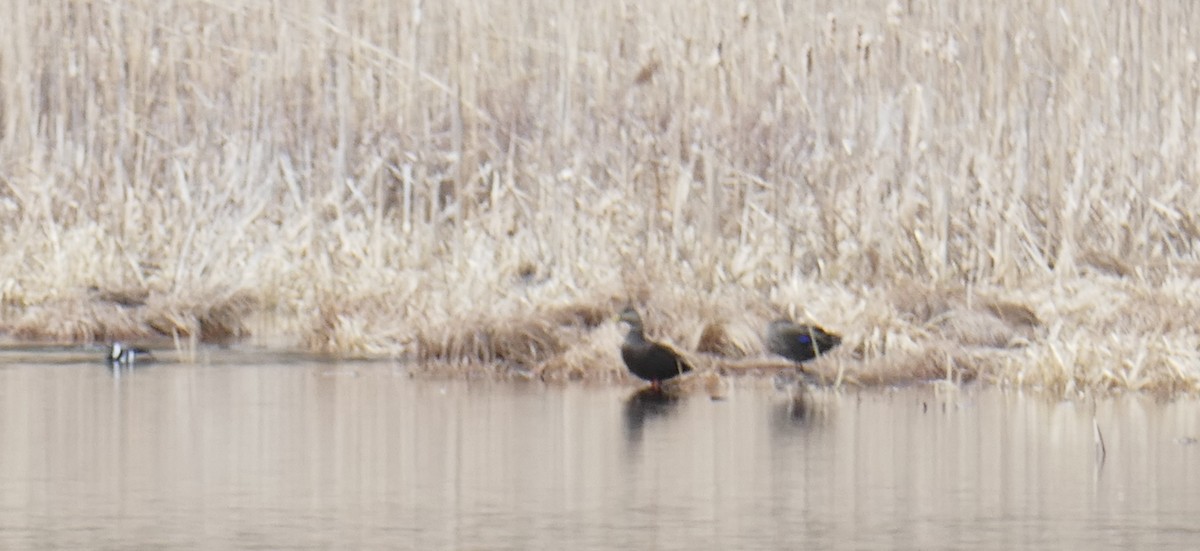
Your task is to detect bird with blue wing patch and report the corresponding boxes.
[766,319,841,363]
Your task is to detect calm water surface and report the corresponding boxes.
[1,357,1198,549]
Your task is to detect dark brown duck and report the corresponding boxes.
[618,307,693,389]
[766,319,842,363]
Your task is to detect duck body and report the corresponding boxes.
[619,308,693,388]
[766,319,841,363]
[109,342,151,367]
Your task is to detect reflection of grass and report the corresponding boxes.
[1,2,1199,392]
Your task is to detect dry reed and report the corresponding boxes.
[1,1,1199,394]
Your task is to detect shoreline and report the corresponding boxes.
[5,277,1196,396]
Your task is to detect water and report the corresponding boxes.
[1,358,1198,549]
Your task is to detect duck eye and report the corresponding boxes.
[798,335,812,344]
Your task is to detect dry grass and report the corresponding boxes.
[2,1,1200,394]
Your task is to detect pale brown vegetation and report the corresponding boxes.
[1,2,1199,393]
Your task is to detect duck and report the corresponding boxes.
[618,307,694,390]
[765,319,842,364]
[109,342,151,367]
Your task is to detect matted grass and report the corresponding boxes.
[1,1,1199,394]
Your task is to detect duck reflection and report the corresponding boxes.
[622,387,681,445]
[770,370,827,435]
[777,391,816,424]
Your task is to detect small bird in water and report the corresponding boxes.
[766,319,842,364]
[109,342,151,367]
[618,307,694,390]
